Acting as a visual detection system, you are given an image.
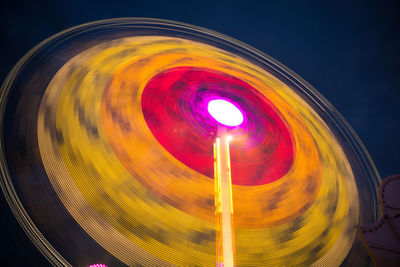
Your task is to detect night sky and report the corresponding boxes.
[1,0,399,265]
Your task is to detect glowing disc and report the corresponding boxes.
[207,99,244,127]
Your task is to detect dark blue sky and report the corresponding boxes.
[0,0,399,265]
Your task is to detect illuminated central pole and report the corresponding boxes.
[214,133,235,267]
[208,98,243,267]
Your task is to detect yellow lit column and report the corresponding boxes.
[214,135,235,267]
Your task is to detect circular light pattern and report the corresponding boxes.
[0,18,380,266]
[207,99,244,127]
[140,66,295,186]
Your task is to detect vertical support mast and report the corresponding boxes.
[214,135,236,267]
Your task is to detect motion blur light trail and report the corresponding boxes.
[38,36,356,265]
[0,18,380,266]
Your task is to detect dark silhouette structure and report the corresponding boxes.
[359,175,400,266]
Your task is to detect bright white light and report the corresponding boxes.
[207,99,244,127]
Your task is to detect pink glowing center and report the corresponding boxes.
[207,99,244,127]
[88,264,108,267]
